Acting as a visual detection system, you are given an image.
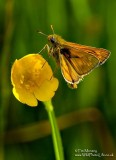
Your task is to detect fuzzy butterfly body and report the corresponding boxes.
[47,34,110,89]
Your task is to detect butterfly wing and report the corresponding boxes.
[59,53,82,84]
[60,45,99,81]
[64,42,110,64]
[58,41,110,87]
[59,42,110,85]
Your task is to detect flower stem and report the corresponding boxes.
[43,100,64,160]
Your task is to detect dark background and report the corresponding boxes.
[0,0,116,159]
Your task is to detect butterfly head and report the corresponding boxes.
[48,35,57,45]
[48,34,65,47]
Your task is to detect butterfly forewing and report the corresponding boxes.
[64,42,110,64]
[60,46,99,75]
[59,42,110,87]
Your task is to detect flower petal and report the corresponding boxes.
[34,78,59,101]
[13,87,38,107]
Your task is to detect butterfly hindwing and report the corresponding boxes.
[59,53,82,84]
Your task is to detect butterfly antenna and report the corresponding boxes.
[37,30,48,37]
[50,25,55,35]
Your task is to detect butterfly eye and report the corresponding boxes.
[50,37,55,44]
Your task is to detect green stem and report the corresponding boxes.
[43,100,64,160]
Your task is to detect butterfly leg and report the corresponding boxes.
[38,44,55,80]
[38,44,50,54]
[38,44,54,59]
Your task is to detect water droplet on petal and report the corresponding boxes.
[20,75,24,84]
[25,84,30,90]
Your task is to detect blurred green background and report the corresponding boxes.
[0,0,116,159]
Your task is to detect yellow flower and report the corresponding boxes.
[11,54,59,107]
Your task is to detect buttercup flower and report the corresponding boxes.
[11,54,59,106]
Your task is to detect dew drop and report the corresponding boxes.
[25,84,30,90]
[20,75,24,84]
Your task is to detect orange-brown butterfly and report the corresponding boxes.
[39,26,110,89]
